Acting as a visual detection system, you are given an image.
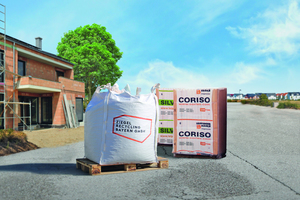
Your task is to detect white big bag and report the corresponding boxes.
[84,83,160,165]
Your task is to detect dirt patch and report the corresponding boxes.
[0,141,39,156]
[0,126,84,156]
[25,126,84,148]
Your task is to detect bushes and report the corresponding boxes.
[241,100,250,104]
[227,99,239,102]
[277,102,300,109]
[0,129,27,143]
[241,98,300,110]
[240,95,273,107]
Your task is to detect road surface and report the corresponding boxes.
[0,103,299,199]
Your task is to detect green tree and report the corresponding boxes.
[57,24,123,100]
[259,94,268,101]
[259,94,270,106]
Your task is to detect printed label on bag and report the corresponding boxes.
[112,115,152,143]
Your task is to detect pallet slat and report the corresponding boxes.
[76,157,169,175]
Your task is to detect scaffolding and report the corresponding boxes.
[0,3,31,131]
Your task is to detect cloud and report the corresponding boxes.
[177,0,242,36]
[229,62,263,84]
[226,0,300,57]
[119,60,212,93]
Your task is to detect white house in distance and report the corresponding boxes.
[227,92,300,101]
[287,92,300,100]
[227,94,243,100]
[233,93,243,100]
[255,93,276,100]
[276,93,288,100]
[227,94,234,100]
[265,93,277,100]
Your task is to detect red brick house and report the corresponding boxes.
[0,35,85,130]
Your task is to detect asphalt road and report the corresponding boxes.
[0,103,299,200]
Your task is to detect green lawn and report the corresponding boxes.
[277,100,300,105]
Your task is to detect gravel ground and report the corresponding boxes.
[25,126,84,148]
[0,103,299,200]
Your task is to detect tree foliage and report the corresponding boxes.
[57,24,123,100]
[259,94,271,106]
[259,94,268,101]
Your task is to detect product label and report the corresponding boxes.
[177,89,212,121]
[159,127,173,134]
[159,99,174,106]
[157,89,174,144]
[174,88,213,155]
[112,114,152,143]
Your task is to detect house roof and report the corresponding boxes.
[276,93,288,96]
[255,93,276,97]
[287,92,300,95]
[265,93,276,96]
[246,94,256,97]
[2,34,74,66]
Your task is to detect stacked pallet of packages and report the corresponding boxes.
[156,88,227,158]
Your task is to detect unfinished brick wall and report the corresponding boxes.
[53,78,85,126]
[25,58,56,81]
[0,40,84,129]
[19,77,61,89]
[64,69,73,79]
[59,77,85,93]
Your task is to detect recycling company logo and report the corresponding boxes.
[112,114,152,143]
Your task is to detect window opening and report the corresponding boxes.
[18,60,26,76]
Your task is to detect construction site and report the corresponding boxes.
[0,4,85,131]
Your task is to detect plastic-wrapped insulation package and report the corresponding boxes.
[172,88,227,158]
[84,83,160,165]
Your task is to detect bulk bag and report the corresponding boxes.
[84,83,160,165]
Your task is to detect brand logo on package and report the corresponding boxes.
[112,115,152,143]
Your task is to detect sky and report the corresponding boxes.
[1,0,300,94]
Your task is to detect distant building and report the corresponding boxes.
[245,94,258,99]
[227,94,234,100]
[276,93,288,100]
[287,92,300,100]
[265,93,276,100]
[233,93,243,100]
[255,93,276,100]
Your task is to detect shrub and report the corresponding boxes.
[0,129,27,143]
[277,102,300,109]
[227,99,239,102]
[83,99,90,112]
[241,97,274,107]
[241,100,247,104]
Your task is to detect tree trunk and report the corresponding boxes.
[88,79,92,101]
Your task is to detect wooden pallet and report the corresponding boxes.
[76,157,169,175]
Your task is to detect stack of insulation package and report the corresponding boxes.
[156,88,227,158]
[84,83,160,165]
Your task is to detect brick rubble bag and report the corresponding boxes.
[84,83,160,165]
